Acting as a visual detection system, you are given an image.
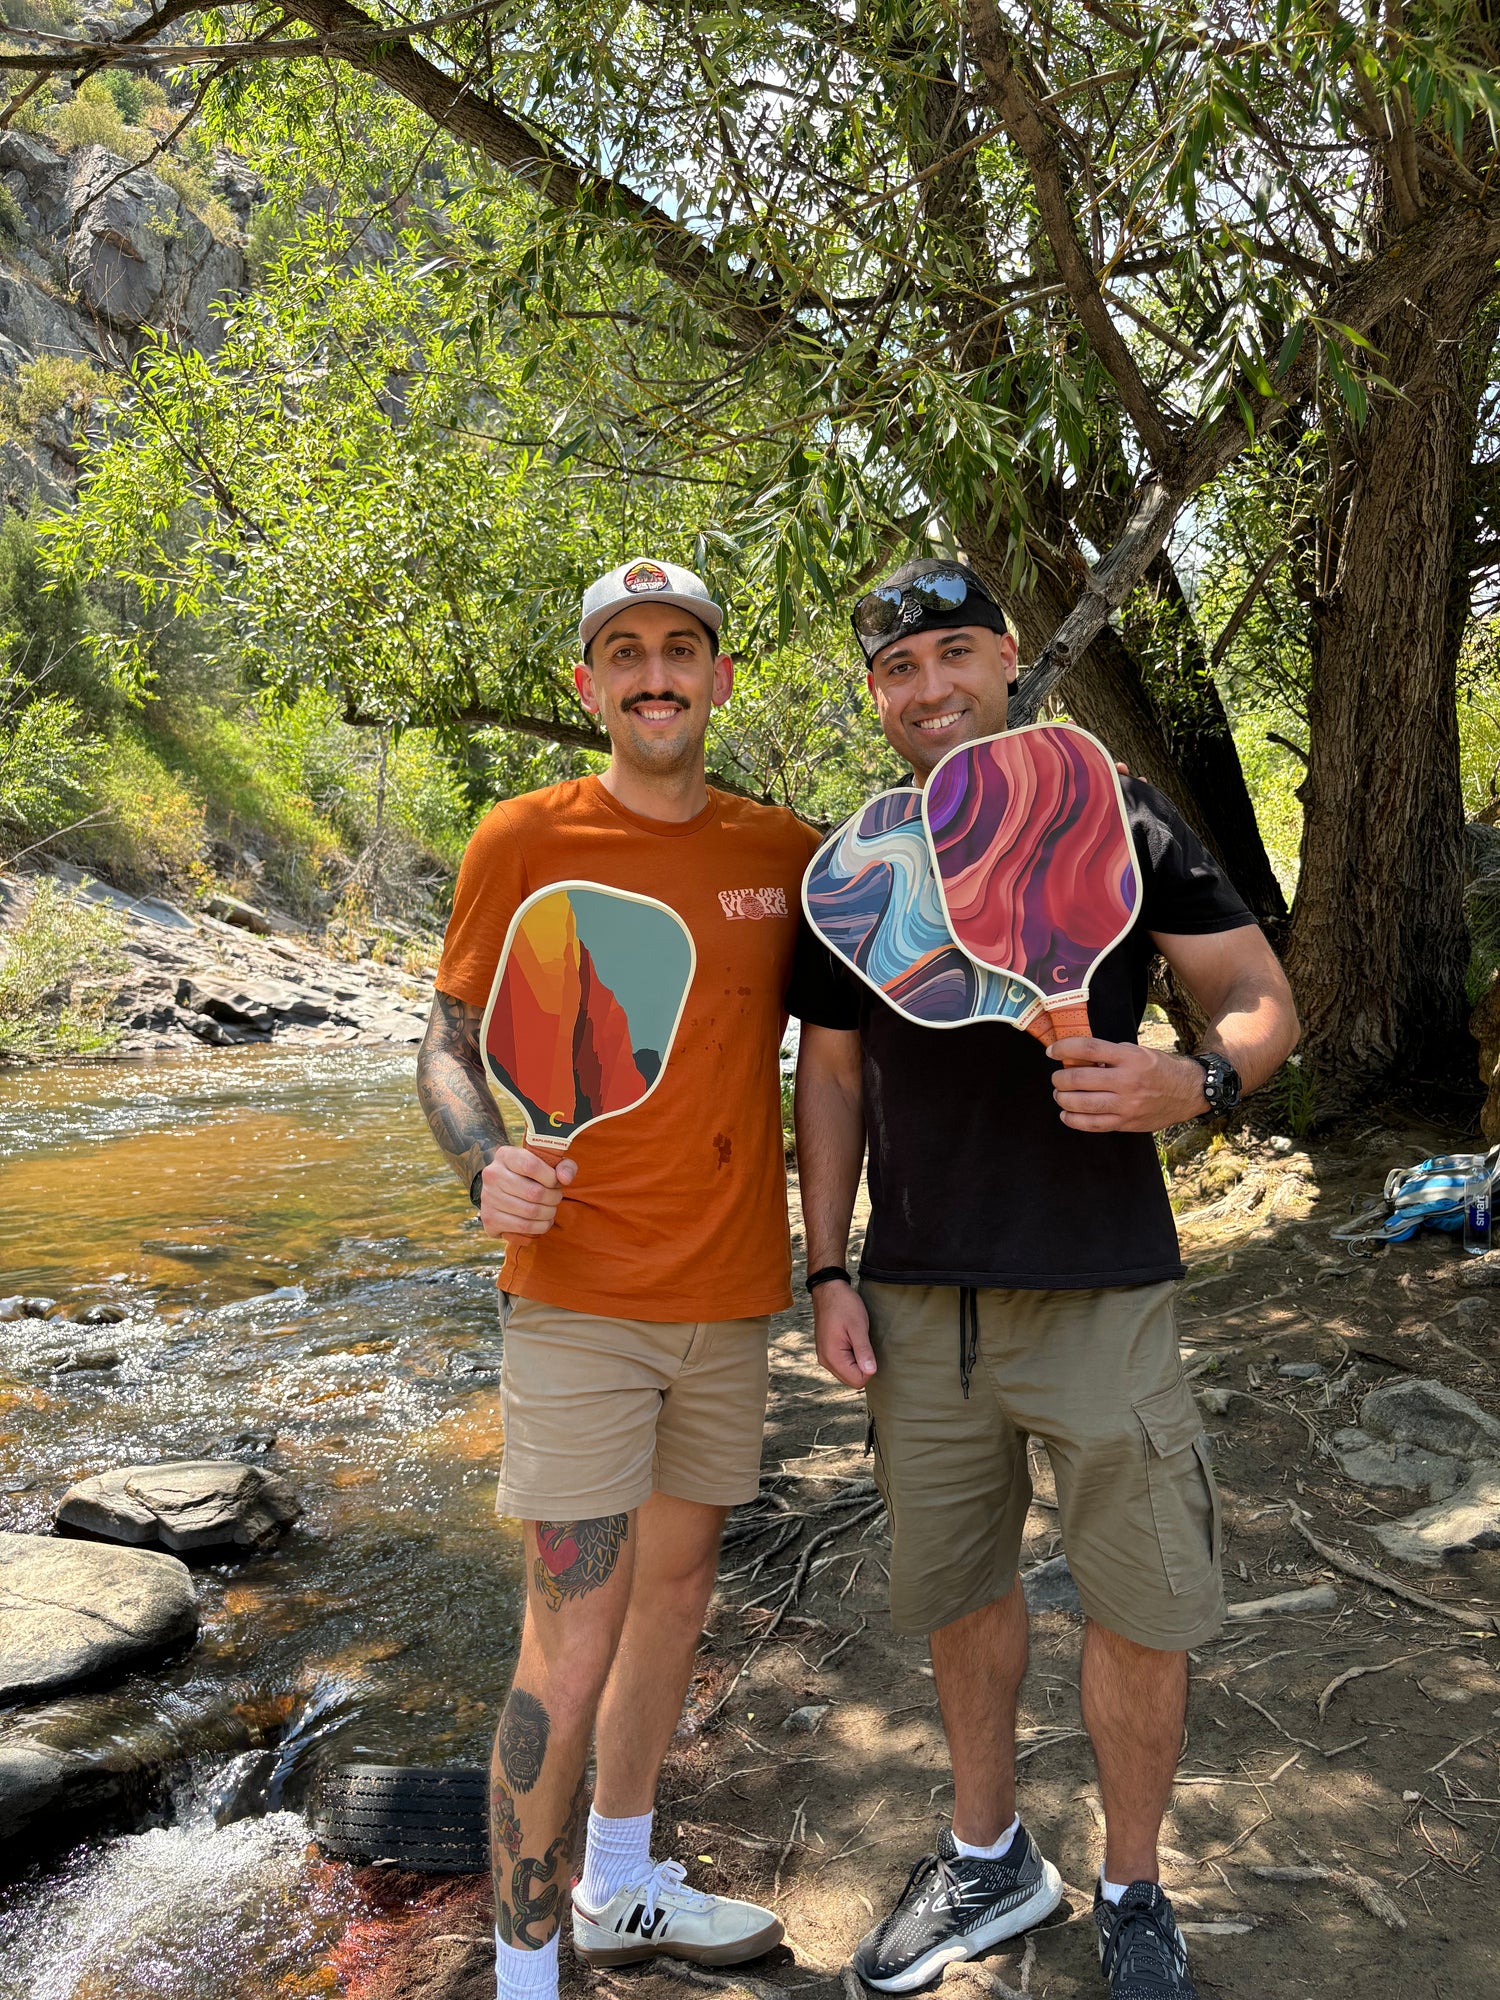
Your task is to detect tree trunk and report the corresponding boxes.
[1286,268,1500,1087]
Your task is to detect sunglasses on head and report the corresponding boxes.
[851,568,993,659]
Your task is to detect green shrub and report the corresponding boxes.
[0,677,103,852]
[154,160,237,242]
[0,875,127,1057]
[103,70,144,126]
[63,731,211,894]
[0,183,24,245]
[49,81,154,163]
[0,355,101,440]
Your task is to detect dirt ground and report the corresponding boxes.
[337,1104,1500,2000]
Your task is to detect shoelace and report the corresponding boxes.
[888,1850,965,1925]
[639,1858,716,1924]
[1099,1896,1183,1989]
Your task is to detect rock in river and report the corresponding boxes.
[0,1533,198,1700]
[56,1460,301,1552]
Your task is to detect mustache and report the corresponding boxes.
[621,691,691,714]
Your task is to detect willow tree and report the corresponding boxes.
[9,0,1500,1085]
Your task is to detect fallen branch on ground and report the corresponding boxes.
[1244,1862,1405,1931]
[1288,1506,1500,1634]
[1227,1584,1338,1621]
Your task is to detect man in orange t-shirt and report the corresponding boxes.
[418,558,818,2000]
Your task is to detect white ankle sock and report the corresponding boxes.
[1099,1874,1131,1906]
[494,1927,559,2000]
[577,1806,654,1910]
[951,1815,1021,1861]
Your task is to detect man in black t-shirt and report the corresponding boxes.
[790,560,1299,2000]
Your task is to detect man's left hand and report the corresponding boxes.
[1048,1038,1209,1132]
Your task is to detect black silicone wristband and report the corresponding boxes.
[806,1265,852,1294]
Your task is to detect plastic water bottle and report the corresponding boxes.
[1464,1173,1492,1256]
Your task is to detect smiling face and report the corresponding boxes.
[575,601,733,781]
[866,624,1018,779]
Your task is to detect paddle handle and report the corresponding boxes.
[1041,998,1094,1063]
[528,1135,573,1173]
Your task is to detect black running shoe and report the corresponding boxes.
[849,1826,1063,1993]
[1093,1882,1197,2000]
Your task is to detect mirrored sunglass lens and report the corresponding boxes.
[911,572,970,611]
[853,590,902,636]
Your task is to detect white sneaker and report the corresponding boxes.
[572,1856,784,1967]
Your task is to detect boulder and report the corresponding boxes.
[1331,1429,1466,1498]
[62,146,243,347]
[56,1460,300,1553]
[1371,1467,1500,1568]
[0,1686,270,1860]
[175,974,329,1029]
[199,892,299,937]
[1021,1554,1082,1615]
[0,1533,198,1700]
[1359,1378,1500,1461]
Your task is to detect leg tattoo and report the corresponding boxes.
[497,1772,586,1949]
[497,1687,550,1793]
[533,1515,630,1610]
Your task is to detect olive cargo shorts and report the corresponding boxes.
[861,1280,1225,1648]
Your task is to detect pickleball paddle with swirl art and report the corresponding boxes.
[480,881,696,1163]
[803,789,1049,1037]
[922,722,1140,1056]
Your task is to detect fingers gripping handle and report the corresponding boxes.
[1042,998,1095,1065]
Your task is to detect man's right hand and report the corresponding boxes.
[813,1281,877,1388]
[478,1147,578,1239]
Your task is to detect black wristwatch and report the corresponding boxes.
[1190,1050,1242,1116]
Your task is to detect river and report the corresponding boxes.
[0,1045,522,1996]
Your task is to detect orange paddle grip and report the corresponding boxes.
[1036,999,1095,1065]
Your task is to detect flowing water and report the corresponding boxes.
[0,1045,525,1995]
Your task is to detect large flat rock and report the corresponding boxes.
[1359,1377,1500,1461]
[1371,1466,1500,1568]
[0,1534,198,1700]
[56,1461,300,1553]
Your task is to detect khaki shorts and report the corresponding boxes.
[862,1280,1224,1650]
[494,1294,771,1520]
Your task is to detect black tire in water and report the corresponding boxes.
[311,1763,489,1873]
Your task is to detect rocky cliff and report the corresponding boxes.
[0,125,252,509]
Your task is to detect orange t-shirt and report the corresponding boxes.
[436,776,820,1320]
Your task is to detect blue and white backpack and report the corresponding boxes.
[1332,1144,1500,1244]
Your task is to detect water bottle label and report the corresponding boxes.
[1471,1196,1491,1229]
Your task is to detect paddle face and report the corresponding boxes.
[922,723,1139,1009]
[480,882,695,1146]
[804,790,1042,1028]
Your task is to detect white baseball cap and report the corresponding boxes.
[579,557,725,651]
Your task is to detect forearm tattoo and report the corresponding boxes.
[416,989,507,1195]
[533,1516,630,1610]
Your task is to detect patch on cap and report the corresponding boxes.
[623,560,670,594]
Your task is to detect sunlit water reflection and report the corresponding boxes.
[0,1046,524,1984]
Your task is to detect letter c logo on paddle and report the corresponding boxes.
[548,1111,565,1128]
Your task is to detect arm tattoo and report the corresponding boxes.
[495,1771,586,1949]
[416,988,508,1195]
[497,1688,549,1792]
[533,1516,630,1610]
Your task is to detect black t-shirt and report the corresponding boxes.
[786,778,1256,1289]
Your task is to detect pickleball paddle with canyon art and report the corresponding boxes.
[803,789,1049,1038]
[480,881,696,1163]
[922,722,1140,1058]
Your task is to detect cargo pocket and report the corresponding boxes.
[1134,1381,1221,1595]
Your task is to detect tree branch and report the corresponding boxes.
[963,0,1175,466]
